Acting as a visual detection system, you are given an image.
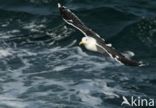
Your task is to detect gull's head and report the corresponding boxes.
[79,37,96,46]
[79,37,98,52]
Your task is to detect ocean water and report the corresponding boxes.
[0,0,156,108]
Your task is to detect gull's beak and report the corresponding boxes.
[79,41,83,45]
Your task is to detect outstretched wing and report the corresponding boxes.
[96,43,142,66]
[58,3,105,43]
[58,3,143,66]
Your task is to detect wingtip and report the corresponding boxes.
[57,3,61,8]
[138,61,146,67]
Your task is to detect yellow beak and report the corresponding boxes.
[79,41,83,45]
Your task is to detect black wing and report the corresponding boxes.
[96,44,142,66]
[57,3,105,43]
[58,3,143,66]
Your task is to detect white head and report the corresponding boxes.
[79,37,96,46]
[79,37,98,52]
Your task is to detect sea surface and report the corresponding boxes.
[0,0,156,108]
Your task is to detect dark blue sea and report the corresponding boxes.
[0,0,156,108]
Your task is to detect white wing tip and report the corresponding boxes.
[138,61,145,67]
[58,3,61,8]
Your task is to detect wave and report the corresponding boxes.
[110,17,156,56]
[0,1,156,108]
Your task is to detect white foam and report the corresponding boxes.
[0,96,27,108]
[23,21,45,33]
[0,48,12,57]
[78,92,102,106]
[53,65,68,71]
[74,79,120,98]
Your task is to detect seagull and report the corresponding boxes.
[58,3,143,66]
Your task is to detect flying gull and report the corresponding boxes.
[58,3,143,66]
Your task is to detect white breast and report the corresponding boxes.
[84,43,98,52]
